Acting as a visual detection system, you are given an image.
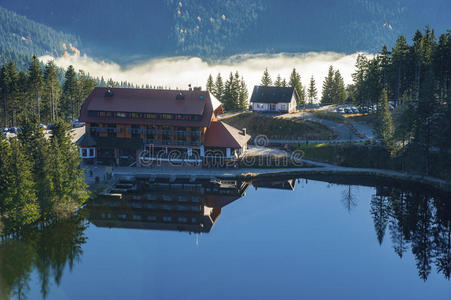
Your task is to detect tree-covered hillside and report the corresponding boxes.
[0,6,81,69]
[0,1,450,59]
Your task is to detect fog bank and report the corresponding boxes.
[40,52,370,100]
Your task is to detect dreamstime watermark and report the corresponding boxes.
[137,135,305,168]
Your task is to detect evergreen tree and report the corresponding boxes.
[391,36,410,103]
[377,89,394,148]
[0,63,12,127]
[206,74,214,92]
[60,65,78,121]
[43,61,61,124]
[238,77,248,109]
[333,70,346,103]
[289,68,304,105]
[46,120,88,215]
[274,74,282,87]
[6,62,19,127]
[261,67,272,86]
[28,55,43,122]
[321,66,335,105]
[222,72,234,111]
[77,70,96,118]
[281,78,287,87]
[2,138,40,231]
[214,73,224,103]
[0,135,12,215]
[307,75,318,104]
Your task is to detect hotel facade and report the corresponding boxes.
[78,87,250,167]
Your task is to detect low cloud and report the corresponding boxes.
[39,52,371,100]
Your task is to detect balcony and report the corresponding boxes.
[126,128,201,136]
[89,127,121,133]
[144,139,201,147]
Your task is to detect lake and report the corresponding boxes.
[1,176,450,300]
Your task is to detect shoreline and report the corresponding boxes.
[84,158,451,193]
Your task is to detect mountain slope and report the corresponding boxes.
[0,0,450,60]
[0,6,81,68]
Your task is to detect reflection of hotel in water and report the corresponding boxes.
[88,178,298,233]
[88,179,250,233]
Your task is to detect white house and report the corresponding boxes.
[250,86,299,113]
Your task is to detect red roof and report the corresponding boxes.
[80,87,214,127]
[203,121,251,149]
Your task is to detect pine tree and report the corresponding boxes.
[261,67,272,86]
[238,77,248,109]
[222,72,234,111]
[43,61,61,123]
[333,70,346,104]
[206,74,214,92]
[60,65,78,121]
[307,75,318,104]
[46,120,88,215]
[281,78,287,87]
[2,138,40,231]
[321,66,335,105]
[28,55,43,123]
[274,74,282,87]
[6,62,19,127]
[352,54,369,106]
[214,73,224,103]
[0,135,12,215]
[0,63,12,127]
[77,70,96,119]
[289,68,304,105]
[377,89,394,148]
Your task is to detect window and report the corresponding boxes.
[144,113,157,119]
[80,147,96,159]
[161,114,173,120]
[98,111,112,118]
[131,112,142,119]
[116,112,127,118]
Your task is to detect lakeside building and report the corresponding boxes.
[250,86,299,113]
[78,87,251,166]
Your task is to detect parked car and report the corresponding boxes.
[336,107,345,114]
[71,120,85,128]
[344,107,352,114]
[351,107,359,113]
[389,104,394,111]
[360,106,369,113]
[8,127,19,134]
[39,124,47,130]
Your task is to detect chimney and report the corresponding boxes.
[104,89,114,97]
[176,92,185,100]
[241,128,247,136]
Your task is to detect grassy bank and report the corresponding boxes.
[290,142,451,181]
[311,111,346,123]
[221,112,337,140]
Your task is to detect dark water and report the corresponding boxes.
[1,177,450,300]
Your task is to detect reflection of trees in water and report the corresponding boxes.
[341,185,358,213]
[0,215,88,299]
[370,187,451,281]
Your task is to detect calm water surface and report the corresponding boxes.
[1,178,450,300]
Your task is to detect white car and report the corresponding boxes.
[72,120,85,128]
